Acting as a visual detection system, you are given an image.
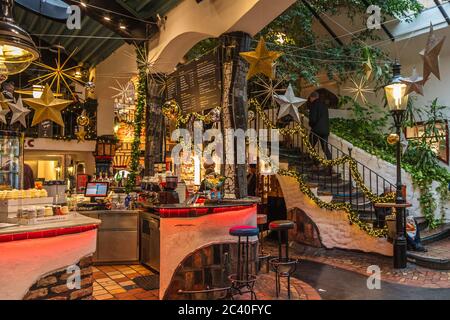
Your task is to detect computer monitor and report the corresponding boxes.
[85,182,109,198]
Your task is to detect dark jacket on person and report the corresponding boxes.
[247,172,257,196]
[309,99,330,136]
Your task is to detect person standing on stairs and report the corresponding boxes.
[308,91,332,160]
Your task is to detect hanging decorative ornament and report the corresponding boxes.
[85,81,95,91]
[420,23,446,81]
[76,126,86,143]
[253,75,286,107]
[400,131,409,155]
[362,57,373,80]
[109,79,135,104]
[162,100,181,120]
[345,77,374,104]
[387,133,400,145]
[23,84,73,127]
[77,109,90,127]
[247,110,255,123]
[8,95,30,128]
[207,108,221,123]
[29,46,85,98]
[239,37,283,80]
[0,101,10,125]
[402,67,425,96]
[275,84,306,123]
[0,93,10,109]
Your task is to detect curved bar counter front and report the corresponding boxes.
[0,200,258,300]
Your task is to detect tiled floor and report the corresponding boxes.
[92,263,320,300]
[93,264,158,300]
[414,238,450,260]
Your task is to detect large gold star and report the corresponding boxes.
[76,126,86,143]
[420,23,446,81]
[239,37,282,80]
[23,84,73,127]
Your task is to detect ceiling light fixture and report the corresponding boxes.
[0,0,40,76]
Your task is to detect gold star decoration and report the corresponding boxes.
[402,67,425,96]
[362,57,373,80]
[253,75,287,107]
[23,84,73,127]
[420,23,446,81]
[29,46,85,98]
[345,77,374,104]
[239,37,283,80]
[76,126,86,143]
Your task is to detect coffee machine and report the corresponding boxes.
[158,176,179,204]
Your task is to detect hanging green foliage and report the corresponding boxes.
[125,45,147,194]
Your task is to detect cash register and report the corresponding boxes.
[77,182,109,211]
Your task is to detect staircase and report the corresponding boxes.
[278,131,396,229]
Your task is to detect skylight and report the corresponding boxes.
[16,0,70,20]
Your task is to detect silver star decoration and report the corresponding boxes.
[420,23,446,81]
[275,83,306,123]
[402,67,425,96]
[0,105,10,124]
[8,95,30,127]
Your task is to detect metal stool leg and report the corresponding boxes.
[237,236,241,281]
[245,236,249,281]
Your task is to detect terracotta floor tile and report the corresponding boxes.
[93,289,108,296]
[119,281,136,287]
[108,288,127,294]
[110,274,125,279]
[94,293,114,300]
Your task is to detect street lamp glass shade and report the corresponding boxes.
[385,82,409,111]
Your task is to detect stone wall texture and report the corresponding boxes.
[164,242,257,300]
[276,174,393,256]
[23,256,94,300]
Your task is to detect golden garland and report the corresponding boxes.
[278,169,388,237]
[252,98,395,205]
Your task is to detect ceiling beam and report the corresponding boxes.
[301,0,343,46]
[434,0,450,25]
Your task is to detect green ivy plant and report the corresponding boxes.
[125,45,147,195]
[331,98,450,228]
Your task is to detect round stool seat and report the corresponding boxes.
[257,214,267,225]
[269,220,294,231]
[229,225,259,237]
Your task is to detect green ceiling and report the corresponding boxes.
[116,0,182,19]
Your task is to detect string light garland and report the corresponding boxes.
[278,169,388,238]
[251,98,395,205]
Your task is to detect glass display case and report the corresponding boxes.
[0,131,24,190]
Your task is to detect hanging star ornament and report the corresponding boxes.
[420,23,446,81]
[402,67,425,96]
[110,79,135,104]
[345,77,374,104]
[23,84,73,127]
[362,57,373,80]
[76,126,86,143]
[29,46,85,98]
[8,95,30,128]
[239,37,283,80]
[0,93,11,124]
[275,84,306,123]
[253,75,287,107]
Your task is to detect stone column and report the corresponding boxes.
[144,77,165,176]
[220,32,251,199]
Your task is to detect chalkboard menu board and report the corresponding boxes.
[166,51,221,113]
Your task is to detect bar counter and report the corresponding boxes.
[0,213,101,300]
[143,200,259,299]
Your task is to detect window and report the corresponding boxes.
[16,0,69,20]
[405,121,449,164]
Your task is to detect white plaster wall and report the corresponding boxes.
[276,174,392,256]
[95,44,138,136]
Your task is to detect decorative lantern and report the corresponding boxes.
[384,62,409,111]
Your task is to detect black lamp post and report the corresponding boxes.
[384,62,409,269]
